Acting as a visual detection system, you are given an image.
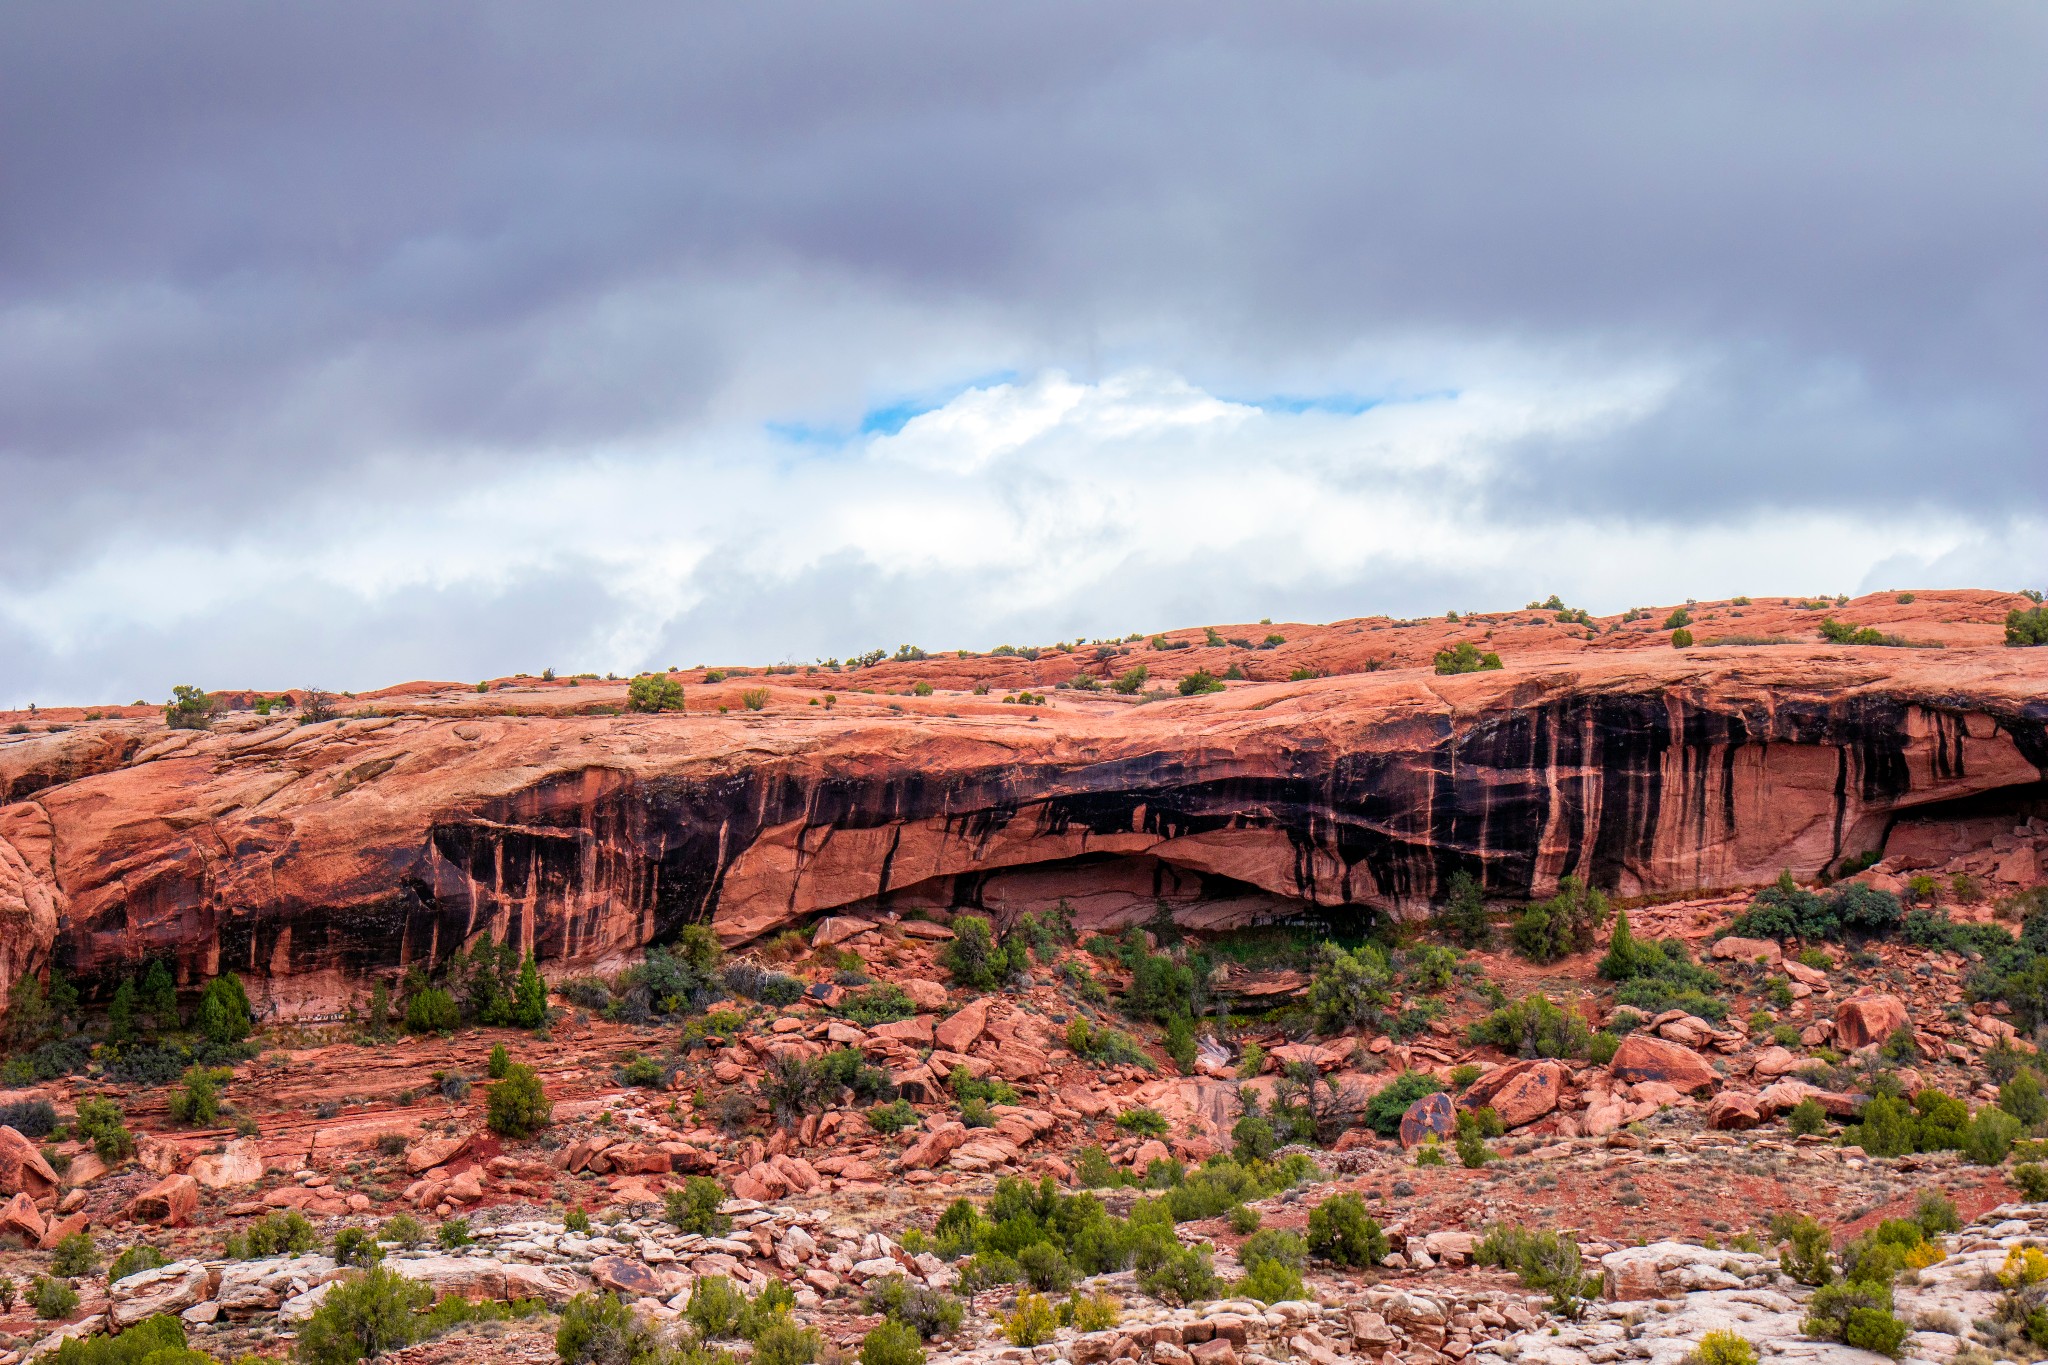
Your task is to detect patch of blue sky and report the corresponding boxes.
[766,370,1020,447]
[1229,388,1461,416]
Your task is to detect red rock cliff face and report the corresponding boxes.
[2,644,2045,1016]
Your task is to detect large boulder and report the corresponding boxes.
[1709,936,1783,968]
[1706,1091,1762,1130]
[388,1255,582,1303]
[191,1137,266,1189]
[405,1130,474,1174]
[129,1173,200,1225]
[1458,1060,1567,1127]
[1749,1046,1802,1079]
[38,1212,88,1250]
[897,1122,967,1171]
[109,1260,210,1329]
[1835,994,1909,1051]
[215,1255,340,1317]
[896,979,950,1011]
[1754,1079,1860,1119]
[934,998,990,1052]
[1,1191,45,1242]
[588,1256,675,1298]
[1601,1242,1766,1300]
[500,1263,592,1307]
[868,1016,934,1044]
[1608,1036,1719,1094]
[1398,1092,1455,1149]
[0,1125,59,1198]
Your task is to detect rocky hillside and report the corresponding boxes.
[0,587,2045,1365]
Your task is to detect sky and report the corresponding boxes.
[3,3,2044,705]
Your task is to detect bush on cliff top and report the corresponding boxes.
[1432,642,1502,675]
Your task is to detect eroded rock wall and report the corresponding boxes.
[1,651,2044,1013]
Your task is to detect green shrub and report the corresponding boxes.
[1511,878,1607,963]
[166,1066,231,1126]
[1064,1016,1153,1069]
[196,974,254,1045]
[377,1213,427,1247]
[1455,1118,1493,1168]
[1467,993,1594,1059]
[1770,1213,1834,1286]
[614,1054,663,1088]
[1136,1244,1219,1306]
[164,685,217,730]
[33,1276,79,1320]
[866,1099,918,1134]
[1070,1289,1121,1331]
[737,1279,797,1341]
[106,1245,169,1285]
[1231,1114,1276,1164]
[1671,628,1694,648]
[860,1320,926,1365]
[2003,1068,2048,1127]
[1239,1227,1306,1271]
[48,1311,193,1365]
[70,1098,134,1163]
[941,915,1013,991]
[686,1276,746,1338]
[1017,1243,1074,1292]
[1177,670,1225,696]
[1430,871,1491,947]
[225,1210,318,1260]
[294,1266,433,1365]
[1116,1107,1170,1137]
[1073,1146,1128,1189]
[753,1319,821,1365]
[840,984,917,1026]
[1164,1015,1198,1075]
[1730,872,1902,942]
[1361,1070,1444,1137]
[2006,606,2048,647]
[739,689,771,713]
[1306,1192,1387,1267]
[1687,1329,1758,1365]
[1433,642,1503,675]
[435,1218,472,1249]
[1966,1107,2022,1165]
[1307,942,1391,1033]
[1803,1279,1907,1355]
[1913,1190,1960,1236]
[664,1176,732,1236]
[332,1227,383,1268]
[1475,1224,1598,1319]
[1788,1098,1828,1136]
[403,986,460,1035]
[862,1276,963,1339]
[556,1291,656,1365]
[50,1231,99,1277]
[1002,1292,1059,1346]
[486,1062,552,1137]
[626,675,685,713]
[1235,1258,1305,1304]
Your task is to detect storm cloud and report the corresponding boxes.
[3,2,2043,703]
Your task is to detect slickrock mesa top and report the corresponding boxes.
[1,589,2043,1009]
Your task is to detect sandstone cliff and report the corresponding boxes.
[4,589,2045,1015]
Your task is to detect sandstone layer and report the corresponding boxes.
[1,592,2044,1012]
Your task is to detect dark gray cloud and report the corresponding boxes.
[2,1,2043,702]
